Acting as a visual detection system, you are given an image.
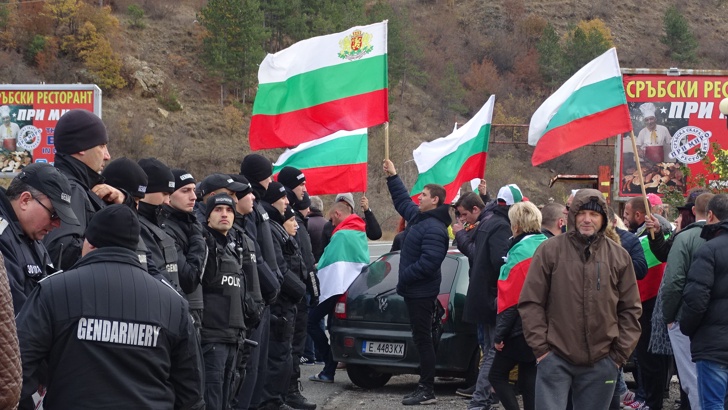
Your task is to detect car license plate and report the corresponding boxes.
[362,341,405,357]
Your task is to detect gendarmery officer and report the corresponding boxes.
[202,193,248,410]
[0,163,79,313]
[16,204,204,410]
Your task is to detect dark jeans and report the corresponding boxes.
[308,295,339,378]
[489,347,536,410]
[636,298,669,410]
[203,342,237,410]
[404,296,437,389]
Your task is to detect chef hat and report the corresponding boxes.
[639,103,656,118]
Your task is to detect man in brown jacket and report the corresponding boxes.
[0,254,21,408]
[518,189,642,410]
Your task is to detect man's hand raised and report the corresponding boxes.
[383,159,397,176]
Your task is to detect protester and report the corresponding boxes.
[679,193,728,409]
[519,189,642,409]
[663,193,714,409]
[623,197,672,410]
[539,202,567,238]
[307,195,326,263]
[0,256,20,409]
[645,188,711,262]
[321,193,382,247]
[490,201,547,410]
[464,184,522,410]
[383,158,450,406]
[1,163,79,312]
[17,204,204,409]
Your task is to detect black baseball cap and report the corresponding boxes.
[199,173,250,197]
[17,163,80,225]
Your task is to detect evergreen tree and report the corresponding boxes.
[661,6,697,63]
[199,0,269,97]
[536,23,565,88]
[562,25,611,75]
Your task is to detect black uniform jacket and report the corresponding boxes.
[16,246,204,410]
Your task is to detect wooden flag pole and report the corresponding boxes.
[629,130,655,239]
[384,122,390,160]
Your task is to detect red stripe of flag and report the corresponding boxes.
[249,90,389,150]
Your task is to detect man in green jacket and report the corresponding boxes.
[661,192,713,409]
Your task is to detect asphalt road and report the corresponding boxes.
[298,362,684,410]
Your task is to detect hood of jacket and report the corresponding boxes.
[568,189,608,235]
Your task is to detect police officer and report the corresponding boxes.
[237,154,284,410]
[202,193,247,410]
[260,184,307,410]
[278,167,318,410]
[44,109,127,270]
[100,156,163,278]
[163,169,207,328]
[194,173,249,225]
[137,158,184,294]
[0,163,79,312]
[16,204,204,409]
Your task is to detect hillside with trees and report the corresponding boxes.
[0,0,721,231]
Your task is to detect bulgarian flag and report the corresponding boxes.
[317,214,370,302]
[249,21,388,150]
[272,129,368,196]
[528,48,632,166]
[637,234,667,302]
[497,233,548,313]
[409,95,494,203]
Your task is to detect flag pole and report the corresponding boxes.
[384,122,390,160]
[629,130,655,239]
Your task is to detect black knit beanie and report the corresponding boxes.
[138,158,175,194]
[172,168,196,192]
[101,157,148,199]
[263,181,287,204]
[86,204,140,250]
[277,166,306,190]
[205,193,236,220]
[54,110,108,155]
[240,154,273,183]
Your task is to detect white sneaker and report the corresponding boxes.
[620,391,636,409]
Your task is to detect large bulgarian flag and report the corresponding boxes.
[497,233,548,313]
[528,48,632,166]
[409,95,494,203]
[249,21,388,150]
[272,129,368,196]
[637,234,667,302]
[317,214,370,302]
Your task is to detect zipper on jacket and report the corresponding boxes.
[596,262,601,290]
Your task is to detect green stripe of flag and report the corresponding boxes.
[542,76,627,135]
[318,229,369,268]
[272,134,367,175]
[253,55,388,115]
[640,235,669,268]
[410,124,490,194]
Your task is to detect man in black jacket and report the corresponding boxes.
[679,194,728,409]
[17,204,204,410]
[464,184,522,410]
[202,193,247,410]
[137,158,185,294]
[44,109,127,270]
[278,167,318,410]
[163,169,208,328]
[321,192,382,248]
[383,159,450,406]
[238,153,285,410]
[0,163,79,313]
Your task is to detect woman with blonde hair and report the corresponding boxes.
[489,201,547,410]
